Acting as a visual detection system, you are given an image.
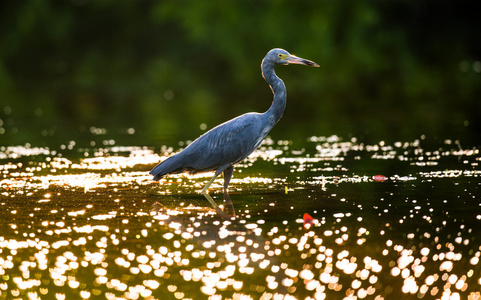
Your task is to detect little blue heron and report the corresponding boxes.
[150,48,318,213]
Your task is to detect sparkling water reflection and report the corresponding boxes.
[1,136,480,299]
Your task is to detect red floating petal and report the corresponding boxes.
[303,213,315,224]
[373,175,388,182]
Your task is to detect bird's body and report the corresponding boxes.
[151,112,268,180]
[150,48,318,212]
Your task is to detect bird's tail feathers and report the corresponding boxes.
[149,155,183,181]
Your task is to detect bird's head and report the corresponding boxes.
[265,48,319,67]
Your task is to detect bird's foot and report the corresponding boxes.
[223,192,235,217]
[201,192,231,218]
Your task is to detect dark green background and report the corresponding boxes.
[1,1,480,148]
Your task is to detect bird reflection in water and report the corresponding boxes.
[149,48,318,215]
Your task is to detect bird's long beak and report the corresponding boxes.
[287,55,319,67]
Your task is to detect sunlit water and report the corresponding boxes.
[1,136,480,300]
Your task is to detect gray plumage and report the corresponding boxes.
[150,48,318,195]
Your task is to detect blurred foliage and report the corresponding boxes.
[0,0,480,147]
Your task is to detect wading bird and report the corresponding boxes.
[150,48,318,214]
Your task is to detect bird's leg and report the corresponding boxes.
[201,173,219,194]
[223,166,234,192]
[200,173,230,218]
[223,166,235,217]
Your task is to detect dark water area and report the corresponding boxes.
[1,136,480,299]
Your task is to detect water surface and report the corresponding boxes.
[1,136,480,299]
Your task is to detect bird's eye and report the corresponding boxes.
[278,53,286,60]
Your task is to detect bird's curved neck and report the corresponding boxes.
[262,60,286,129]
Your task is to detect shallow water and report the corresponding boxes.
[1,136,480,300]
